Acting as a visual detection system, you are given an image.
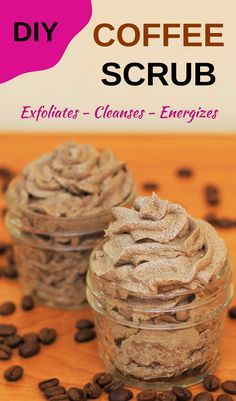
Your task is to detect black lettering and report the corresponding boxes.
[14,22,31,41]
[41,22,58,41]
[195,63,216,85]
[148,63,168,86]
[124,63,145,86]
[171,63,192,86]
[102,63,121,86]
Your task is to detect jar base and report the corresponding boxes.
[106,356,220,391]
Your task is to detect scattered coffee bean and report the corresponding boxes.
[6,247,15,265]
[49,395,69,401]
[0,242,9,255]
[75,319,95,330]
[203,375,220,391]
[0,336,5,343]
[4,365,24,382]
[22,333,39,343]
[204,214,235,229]
[44,386,67,398]
[104,379,124,393]
[4,334,22,348]
[217,218,235,229]
[39,378,60,390]
[21,295,35,311]
[109,388,133,401]
[205,213,218,226]
[75,329,96,343]
[84,382,102,399]
[1,207,7,219]
[193,392,213,401]
[0,301,16,316]
[217,395,233,401]
[172,387,192,401]
[19,339,41,358]
[137,390,157,401]
[157,392,177,401]
[0,344,13,360]
[143,182,159,192]
[222,381,236,395]
[0,323,17,337]
[228,307,236,319]
[0,166,14,180]
[176,167,193,178]
[68,387,87,401]
[2,264,18,279]
[204,185,220,206]
[93,372,113,387]
[39,328,57,345]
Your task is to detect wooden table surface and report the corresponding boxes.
[0,134,235,400]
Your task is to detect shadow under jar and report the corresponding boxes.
[5,180,136,309]
[87,245,233,390]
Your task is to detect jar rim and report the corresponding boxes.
[6,176,136,223]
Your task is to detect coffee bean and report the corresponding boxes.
[0,167,14,179]
[0,242,9,255]
[49,395,69,401]
[44,386,67,398]
[176,167,193,178]
[228,307,236,319]
[204,185,219,196]
[68,387,87,401]
[4,334,22,348]
[205,214,218,226]
[6,247,15,265]
[19,339,41,358]
[75,319,95,330]
[0,301,16,316]
[21,295,35,311]
[2,264,18,279]
[93,372,113,387]
[203,375,220,391]
[84,382,102,399]
[104,379,124,393]
[217,218,235,229]
[0,336,5,343]
[172,387,192,401]
[221,381,236,395]
[193,392,213,401]
[157,392,176,401]
[1,207,7,219]
[39,328,57,345]
[0,323,17,337]
[109,388,133,401]
[0,344,13,360]
[137,390,157,401]
[22,333,39,343]
[217,395,233,401]
[143,182,159,192]
[207,195,220,206]
[4,365,24,381]
[38,378,60,390]
[75,329,96,343]
[204,185,220,206]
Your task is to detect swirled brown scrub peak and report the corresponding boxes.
[87,193,233,389]
[6,142,135,308]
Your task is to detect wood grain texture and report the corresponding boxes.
[0,134,235,400]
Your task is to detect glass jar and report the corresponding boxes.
[5,180,136,309]
[87,245,233,390]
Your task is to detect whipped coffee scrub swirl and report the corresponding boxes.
[87,193,233,389]
[6,142,135,308]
